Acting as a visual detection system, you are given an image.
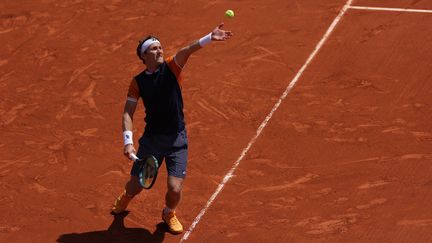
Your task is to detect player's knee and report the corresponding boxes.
[168,182,183,194]
[169,185,182,195]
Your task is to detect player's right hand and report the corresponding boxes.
[124,144,136,160]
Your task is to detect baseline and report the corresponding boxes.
[349,5,432,13]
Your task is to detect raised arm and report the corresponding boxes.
[174,23,233,68]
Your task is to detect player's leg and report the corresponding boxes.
[112,135,158,214]
[162,130,188,234]
[162,175,185,234]
[112,175,142,214]
[165,176,184,210]
[126,175,143,195]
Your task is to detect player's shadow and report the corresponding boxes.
[57,211,166,243]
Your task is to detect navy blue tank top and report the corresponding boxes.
[134,61,185,135]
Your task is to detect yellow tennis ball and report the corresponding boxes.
[225,9,235,18]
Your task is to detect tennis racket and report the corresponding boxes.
[130,153,159,189]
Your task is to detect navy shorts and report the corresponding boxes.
[131,129,188,178]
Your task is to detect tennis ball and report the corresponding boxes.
[225,9,235,18]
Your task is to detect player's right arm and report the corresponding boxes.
[123,100,137,158]
[123,78,140,159]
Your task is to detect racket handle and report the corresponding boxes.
[130,153,139,161]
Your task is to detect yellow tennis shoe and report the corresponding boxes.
[162,211,184,234]
[111,190,133,214]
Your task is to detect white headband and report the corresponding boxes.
[140,38,161,56]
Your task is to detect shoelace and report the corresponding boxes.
[168,214,180,225]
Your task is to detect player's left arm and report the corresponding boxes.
[174,23,233,68]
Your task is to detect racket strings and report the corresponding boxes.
[140,157,158,188]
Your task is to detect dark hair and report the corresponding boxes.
[136,35,160,64]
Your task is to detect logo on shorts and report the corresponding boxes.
[182,170,186,175]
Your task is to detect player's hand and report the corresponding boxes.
[211,23,233,41]
[124,144,136,160]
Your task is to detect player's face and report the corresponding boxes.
[143,43,164,67]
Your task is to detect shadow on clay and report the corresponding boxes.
[56,211,166,243]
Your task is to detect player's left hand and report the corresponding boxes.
[211,23,233,41]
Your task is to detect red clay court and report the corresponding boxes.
[1,0,431,242]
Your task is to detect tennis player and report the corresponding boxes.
[112,23,233,234]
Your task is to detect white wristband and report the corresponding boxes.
[199,33,212,47]
[123,131,133,146]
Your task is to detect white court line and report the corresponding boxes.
[349,5,432,13]
[180,0,354,241]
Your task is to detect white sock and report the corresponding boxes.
[163,207,174,215]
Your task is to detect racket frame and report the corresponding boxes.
[131,153,159,189]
